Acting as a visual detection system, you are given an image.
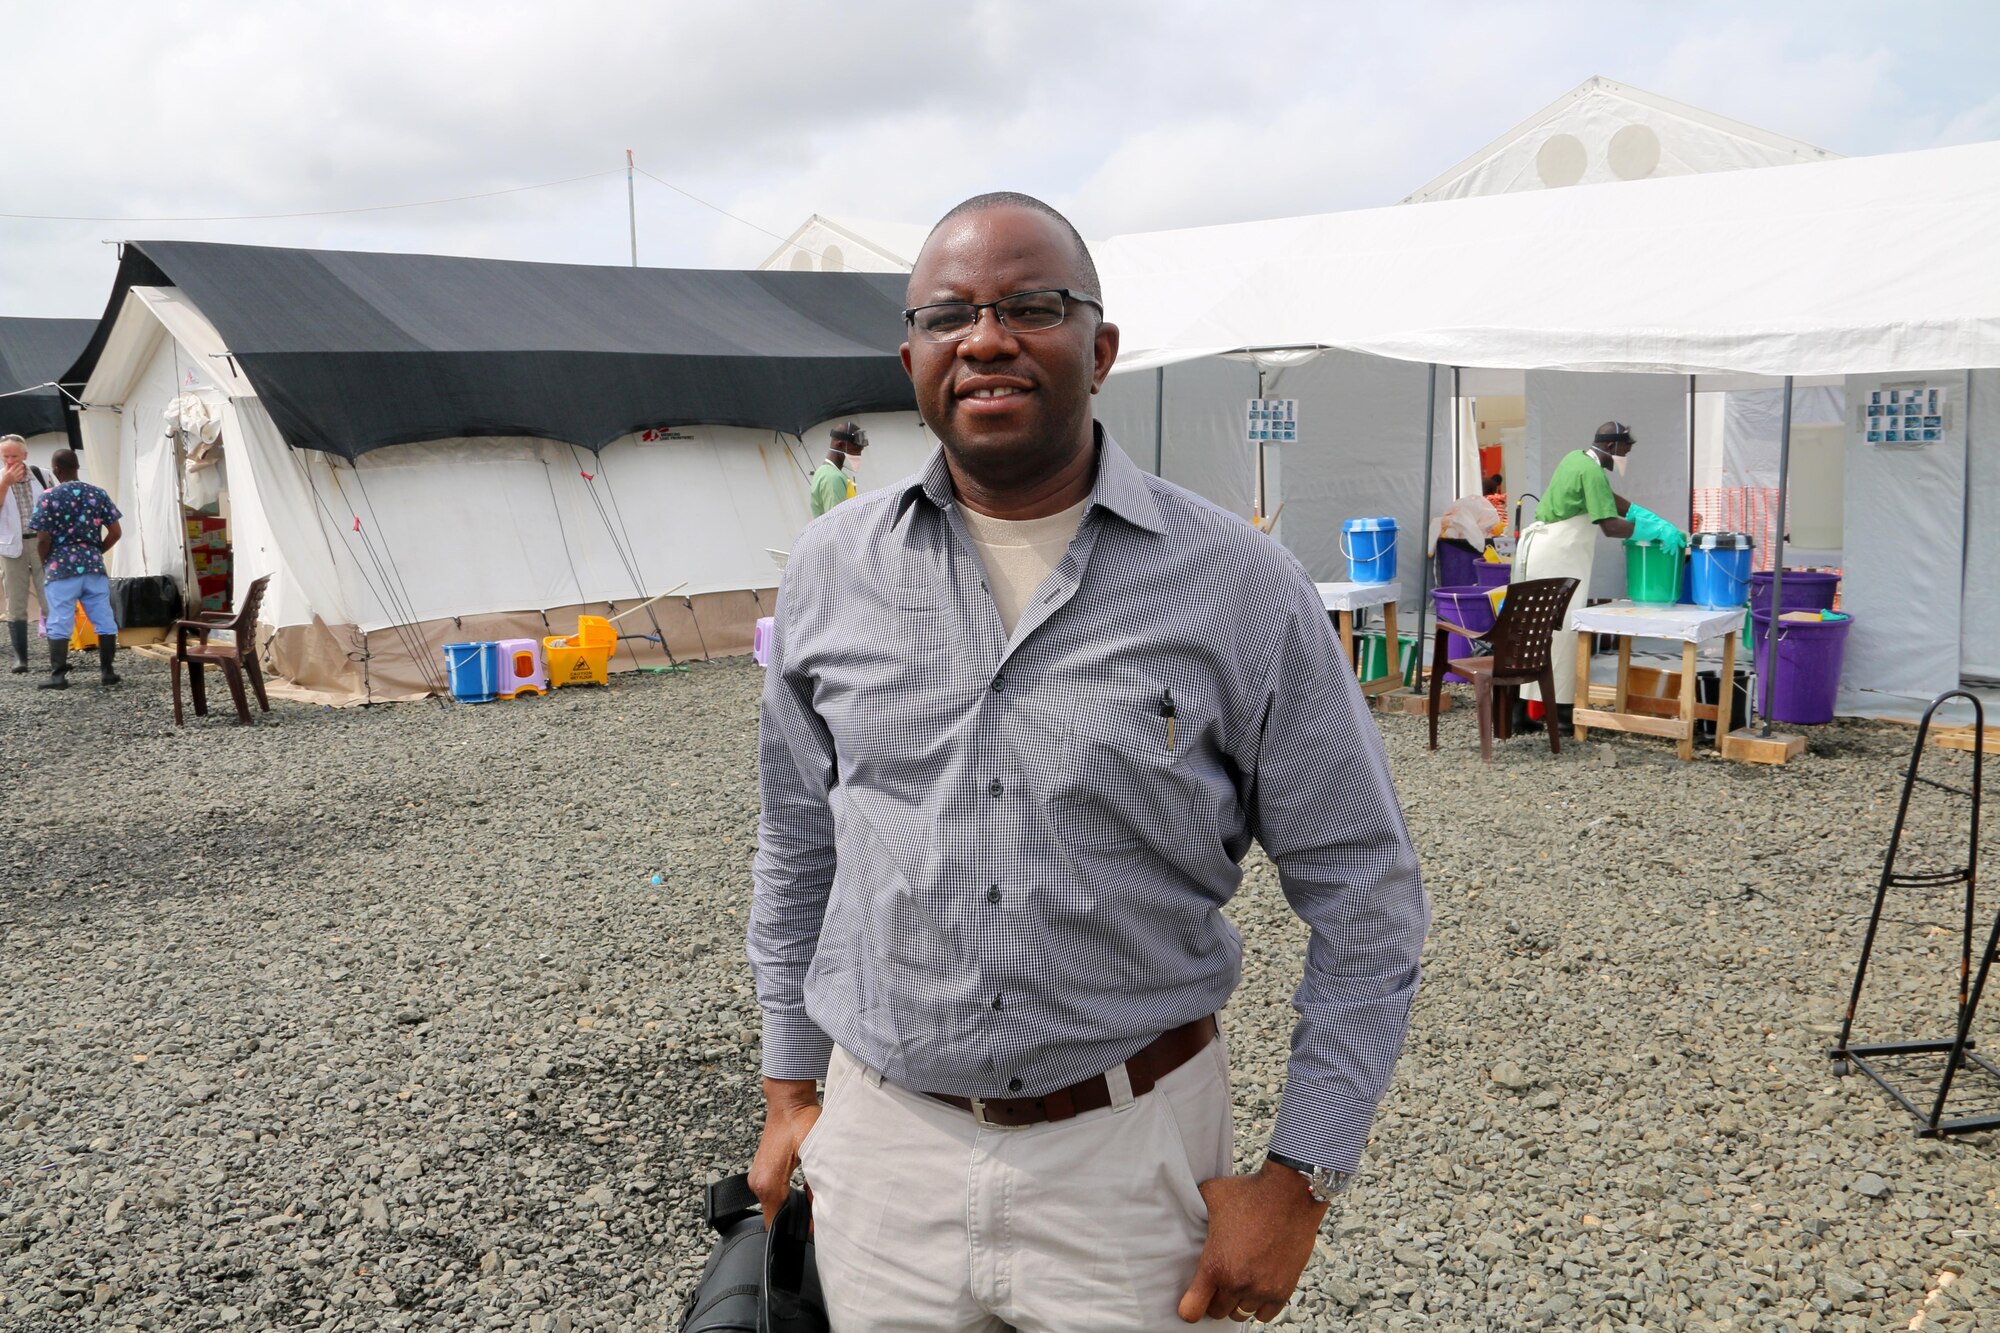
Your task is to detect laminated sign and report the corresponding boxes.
[1246,398,1298,443]
[1861,385,1948,447]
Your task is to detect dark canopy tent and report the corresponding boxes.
[0,317,95,438]
[65,241,917,458]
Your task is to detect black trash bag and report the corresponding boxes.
[680,1173,828,1333]
[108,575,184,629]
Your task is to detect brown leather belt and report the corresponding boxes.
[925,1014,1218,1128]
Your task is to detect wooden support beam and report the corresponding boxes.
[1721,728,1807,765]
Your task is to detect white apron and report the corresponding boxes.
[1512,513,1598,704]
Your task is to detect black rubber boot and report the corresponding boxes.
[1511,697,1543,734]
[98,638,120,685]
[1555,703,1575,736]
[37,639,69,690]
[6,619,26,673]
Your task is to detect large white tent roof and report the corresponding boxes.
[1100,138,2000,379]
[1402,75,1838,204]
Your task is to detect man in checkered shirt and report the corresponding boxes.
[748,193,1428,1330]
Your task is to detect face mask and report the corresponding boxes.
[1612,453,1628,477]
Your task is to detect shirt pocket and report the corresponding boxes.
[1051,673,1219,854]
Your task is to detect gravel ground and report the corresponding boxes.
[2,653,1996,1332]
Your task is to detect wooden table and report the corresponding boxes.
[1570,601,1742,761]
[1316,581,1404,697]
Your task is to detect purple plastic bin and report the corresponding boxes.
[1751,610,1851,725]
[1471,562,1511,590]
[1435,539,1481,591]
[1431,585,1499,684]
[1749,569,1838,616]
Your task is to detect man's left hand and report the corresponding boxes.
[1177,1160,1327,1323]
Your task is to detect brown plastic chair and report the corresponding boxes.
[172,574,272,726]
[1426,577,1580,762]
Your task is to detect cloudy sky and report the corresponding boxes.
[4,1,1997,318]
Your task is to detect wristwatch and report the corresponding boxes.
[1265,1151,1353,1205]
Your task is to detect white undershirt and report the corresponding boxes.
[958,497,1089,637]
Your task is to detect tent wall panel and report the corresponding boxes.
[1841,370,1968,703]
[267,590,777,701]
[1270,352,1448,597]
[1962,369,2000,680]
[1525,371,1688,600]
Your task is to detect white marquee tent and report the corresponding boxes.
[1094,139,2000,711]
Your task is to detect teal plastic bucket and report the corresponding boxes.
[1688,532,1755,609]
[1342,517,1398,583]
[1625,541,1680,605]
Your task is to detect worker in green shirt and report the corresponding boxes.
[809,421,868,519]
[1512,421,1641,731]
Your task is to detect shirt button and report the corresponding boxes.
[1007,1077,1023,1092]
[987,886,1001,904]
[990,673,1005,692]
[991,994,1003,1011]
[988,780,1003,798]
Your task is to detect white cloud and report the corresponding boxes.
[1,1,1995,319]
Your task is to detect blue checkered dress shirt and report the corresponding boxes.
[750,428,1428,1171]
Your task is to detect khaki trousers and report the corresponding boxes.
[800,1039,1235,1332]
[1,548,43,622]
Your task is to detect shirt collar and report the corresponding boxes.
[896,422,1166,536]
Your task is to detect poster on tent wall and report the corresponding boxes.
[1859,385,1950,447]
[1246,399,1298,443]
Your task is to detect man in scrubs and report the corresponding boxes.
[1512,421,1639,731]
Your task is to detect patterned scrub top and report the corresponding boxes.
[29,481,122,579]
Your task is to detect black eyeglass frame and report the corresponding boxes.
[902,288,1104,341]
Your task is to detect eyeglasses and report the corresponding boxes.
[903,288,1102,342]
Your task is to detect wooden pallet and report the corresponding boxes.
[1932,725,2000,756]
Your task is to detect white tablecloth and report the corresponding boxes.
[1570,600,1743,644]
[1316,581,1401,613]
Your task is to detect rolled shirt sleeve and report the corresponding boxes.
[1247,572,1430,1173]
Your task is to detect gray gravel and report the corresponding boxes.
[3,655,1995,1331]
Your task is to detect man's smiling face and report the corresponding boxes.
[900,205,1117,493]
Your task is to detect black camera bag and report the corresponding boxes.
[679,1173,828,1333]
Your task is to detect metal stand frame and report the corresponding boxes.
[1830,691,1997,1135]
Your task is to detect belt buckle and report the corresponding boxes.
[967,1096,1001,1129]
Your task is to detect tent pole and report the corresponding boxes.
[626,149,638,267]
[1417,363,1439,666]
[1153,366,1165,477]
[1450,366,1461,502]
[1760,374,1795,736]
[1686,375,1696,529]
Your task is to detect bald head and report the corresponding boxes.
[912,192,1099,304]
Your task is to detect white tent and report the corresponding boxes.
[68,243,928,700]
[759,215,934,274]
[1403,75,1838,203]
[1095,139,2000,711]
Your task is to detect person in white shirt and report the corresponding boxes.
[0,435,52,672]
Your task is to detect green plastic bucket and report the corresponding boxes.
[1625,541,1681,605]
[1358,631,1421,687]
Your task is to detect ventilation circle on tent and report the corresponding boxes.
[821,244,845,272]
[789,249,813,272]
[1535,134,1588,188]
[1608,124,1663,180]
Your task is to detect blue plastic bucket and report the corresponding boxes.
[1342,517,1398,583]
[1688,533,1755,609]
[443,641,500,703]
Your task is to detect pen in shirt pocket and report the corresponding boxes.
[1159,688,1176,753]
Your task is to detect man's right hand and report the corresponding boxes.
[748,1076,822,1224]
